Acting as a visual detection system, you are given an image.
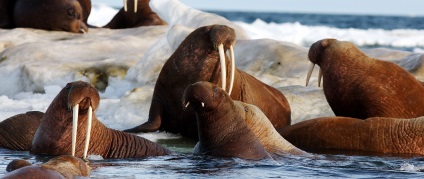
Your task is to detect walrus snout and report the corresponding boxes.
[210,25,236,50]
[67,81,99,111]
[183,81,224,112]
[306,38,337,87]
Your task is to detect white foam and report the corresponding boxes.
[235,19,424,48]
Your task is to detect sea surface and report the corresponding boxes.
[1,2,424,178]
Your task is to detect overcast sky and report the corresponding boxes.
[93,0,424,16]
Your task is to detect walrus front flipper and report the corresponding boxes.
[123,102,162,133]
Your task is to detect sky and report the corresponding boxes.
[93,0,424,16]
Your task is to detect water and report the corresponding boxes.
[1,0,424,178]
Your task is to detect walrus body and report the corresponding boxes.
[125,25,291,139]
[1,0,88,33]
[0,111,43,151]
[307,38,424,119]
[104,0,166,29]
[3,155,90,178]
[280,116,424,156]
[184,81,272,160]
[31,81,171,159]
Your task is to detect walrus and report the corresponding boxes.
[280,116,424,156]
[306,38,424,119]
[183,81,272,160]
[3,155,90,178]
[0,111,44,151]
[124,25,291,139]
[31,81,172,159]
[185,81,308,159]
[104,0,167,29]
[0,0,88,33]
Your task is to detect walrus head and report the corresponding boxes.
[182,81,227,113]
[208,25,237,95]
[305,39,338,87]
[41,155,91,178]
[65,81,99,159]
[13,0,88,33]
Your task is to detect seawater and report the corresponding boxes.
[2,9,424,178]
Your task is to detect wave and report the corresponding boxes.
[235,19,424,48]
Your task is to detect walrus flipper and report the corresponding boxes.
[123,102,162,133]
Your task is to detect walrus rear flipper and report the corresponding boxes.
[123,102,162,133]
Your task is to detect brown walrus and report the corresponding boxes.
[183,81,272,160]
[280,116,424,156]
[185,81,308,159]
[0,111,44,151]
[31,81,172,159]
[104,0,167,29]
[0,0,88,33]
[124,25,291,139]
[306,38,424,119]
[3,155,90,178]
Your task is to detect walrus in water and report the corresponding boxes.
[104,0,167,29]
[0,0,88,33]
[3,155,90,178]
[280,116,424,156]
[124,25,291,139]
[306,38,424,119]
[31,81,172,159]
[184,81,309,159]
[0,111,43,151]
[183,81,272,160]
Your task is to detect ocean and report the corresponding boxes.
[1,1,424,178]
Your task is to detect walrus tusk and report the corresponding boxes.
[184,102,190,108]
[83,106,93,159]
[218,44,227,92]
[72,104,79,156]
[79,28,87,34]
[134,0,137,13]
[124,0,127,12]
[318,68,323,87]
[201,102,205,108]
[306,63,315,86]
[228,45,235,95]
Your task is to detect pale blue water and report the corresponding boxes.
[2,11,424,178]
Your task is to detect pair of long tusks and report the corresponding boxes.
[217,44,235,95]
[71,104,93,159]
[124,0,138,12]
[305,63,323,87]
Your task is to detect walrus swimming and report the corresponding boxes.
[184,81,308,158]
[31,81,172,159]
[280,116,424,156]
[3,155,90,178]
[183,81,272,160]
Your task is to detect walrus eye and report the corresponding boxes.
[67,8,75,18]
[213,87,219,93]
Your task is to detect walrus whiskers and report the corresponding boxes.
[71,104,79,156]
[218,44,227,92]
